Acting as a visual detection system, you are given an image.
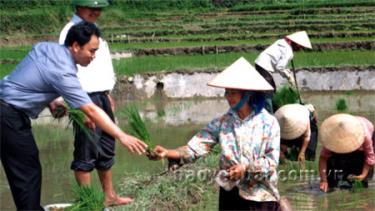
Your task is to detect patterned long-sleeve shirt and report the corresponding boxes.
[178,108,281,202]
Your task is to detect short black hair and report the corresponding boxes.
[64,21,101,47]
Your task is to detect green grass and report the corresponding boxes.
[294,50,375,67]
[109,37,374,51]
[113,52,255,75]
[0,64,17,79]
[115,151,219,210]
[110,40,270,51]
[0,46,31,59]
[2,49,374,79]
[114,50,375,76]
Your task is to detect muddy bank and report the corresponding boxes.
[112,66,375,100]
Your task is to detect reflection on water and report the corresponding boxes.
[0,91,374,210]
[281,180,375,210]
[119,91,375,126]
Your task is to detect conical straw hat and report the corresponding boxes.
[286,31,312,49]
[275,104,310,140]
[207,57,274,91]
[319,114,364,153]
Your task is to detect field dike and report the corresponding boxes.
[113,66,375,100]
[113,41,375,56]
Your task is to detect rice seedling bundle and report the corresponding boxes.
[124,105,158,159]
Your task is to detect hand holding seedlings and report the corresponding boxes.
[347,174,365,182]
[83,116,96,131]
[124,106,158,159]
[119,133,148,155]
[49,101,67,118]
[153,145,169,160]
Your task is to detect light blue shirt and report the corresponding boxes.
[0,42,92,119]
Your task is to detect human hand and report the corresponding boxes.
[347,174,366,182]
[298,152,305,163]
[153,145,169,160]
[228,163,247,181]
[84,116,96,131]
[49,100,67,118]
[119,134,147,155]
[287,75,296,87]
[282,68,296,87]
[319,180,328,192]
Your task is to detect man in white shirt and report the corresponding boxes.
[254,31,312,113]
[59,0,129,206]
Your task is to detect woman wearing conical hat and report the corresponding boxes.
[152,57,281,210]
[318,114,375,192]
[275,104,318,163]
[254,31,312,113]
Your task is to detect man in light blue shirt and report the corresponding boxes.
[0,22,147,210]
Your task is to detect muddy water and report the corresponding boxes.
[0,91,374,210]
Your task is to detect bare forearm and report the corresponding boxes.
[319,156,328,181]
[80,103,125,140]
[165,149,183,160]
[360,163,371,177]
[300,138,309,155]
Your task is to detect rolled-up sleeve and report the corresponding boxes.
[184,118,221,162]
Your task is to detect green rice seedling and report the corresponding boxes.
[272,85,300,110]
[67,185,104,211]
[345,91,354,96]
[66,108,106,154]
[351,180,365,193]
[67,109,94,140]
[124,105,157,159]
[335,98,348,112]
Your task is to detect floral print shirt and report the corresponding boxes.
[179,108,280,202]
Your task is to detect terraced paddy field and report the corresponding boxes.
[1,1,375,210]
[1,0,374,84]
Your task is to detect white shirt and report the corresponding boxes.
[255,39,294,73]
[59,14,116,93]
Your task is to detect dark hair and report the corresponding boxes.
[248,91,266,114]
[64,21,101,47]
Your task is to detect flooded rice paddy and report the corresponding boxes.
[0,91,374,210]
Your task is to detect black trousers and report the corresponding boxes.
[0,101,43,210]
[71,91,116,171]
[219,187,280,211]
